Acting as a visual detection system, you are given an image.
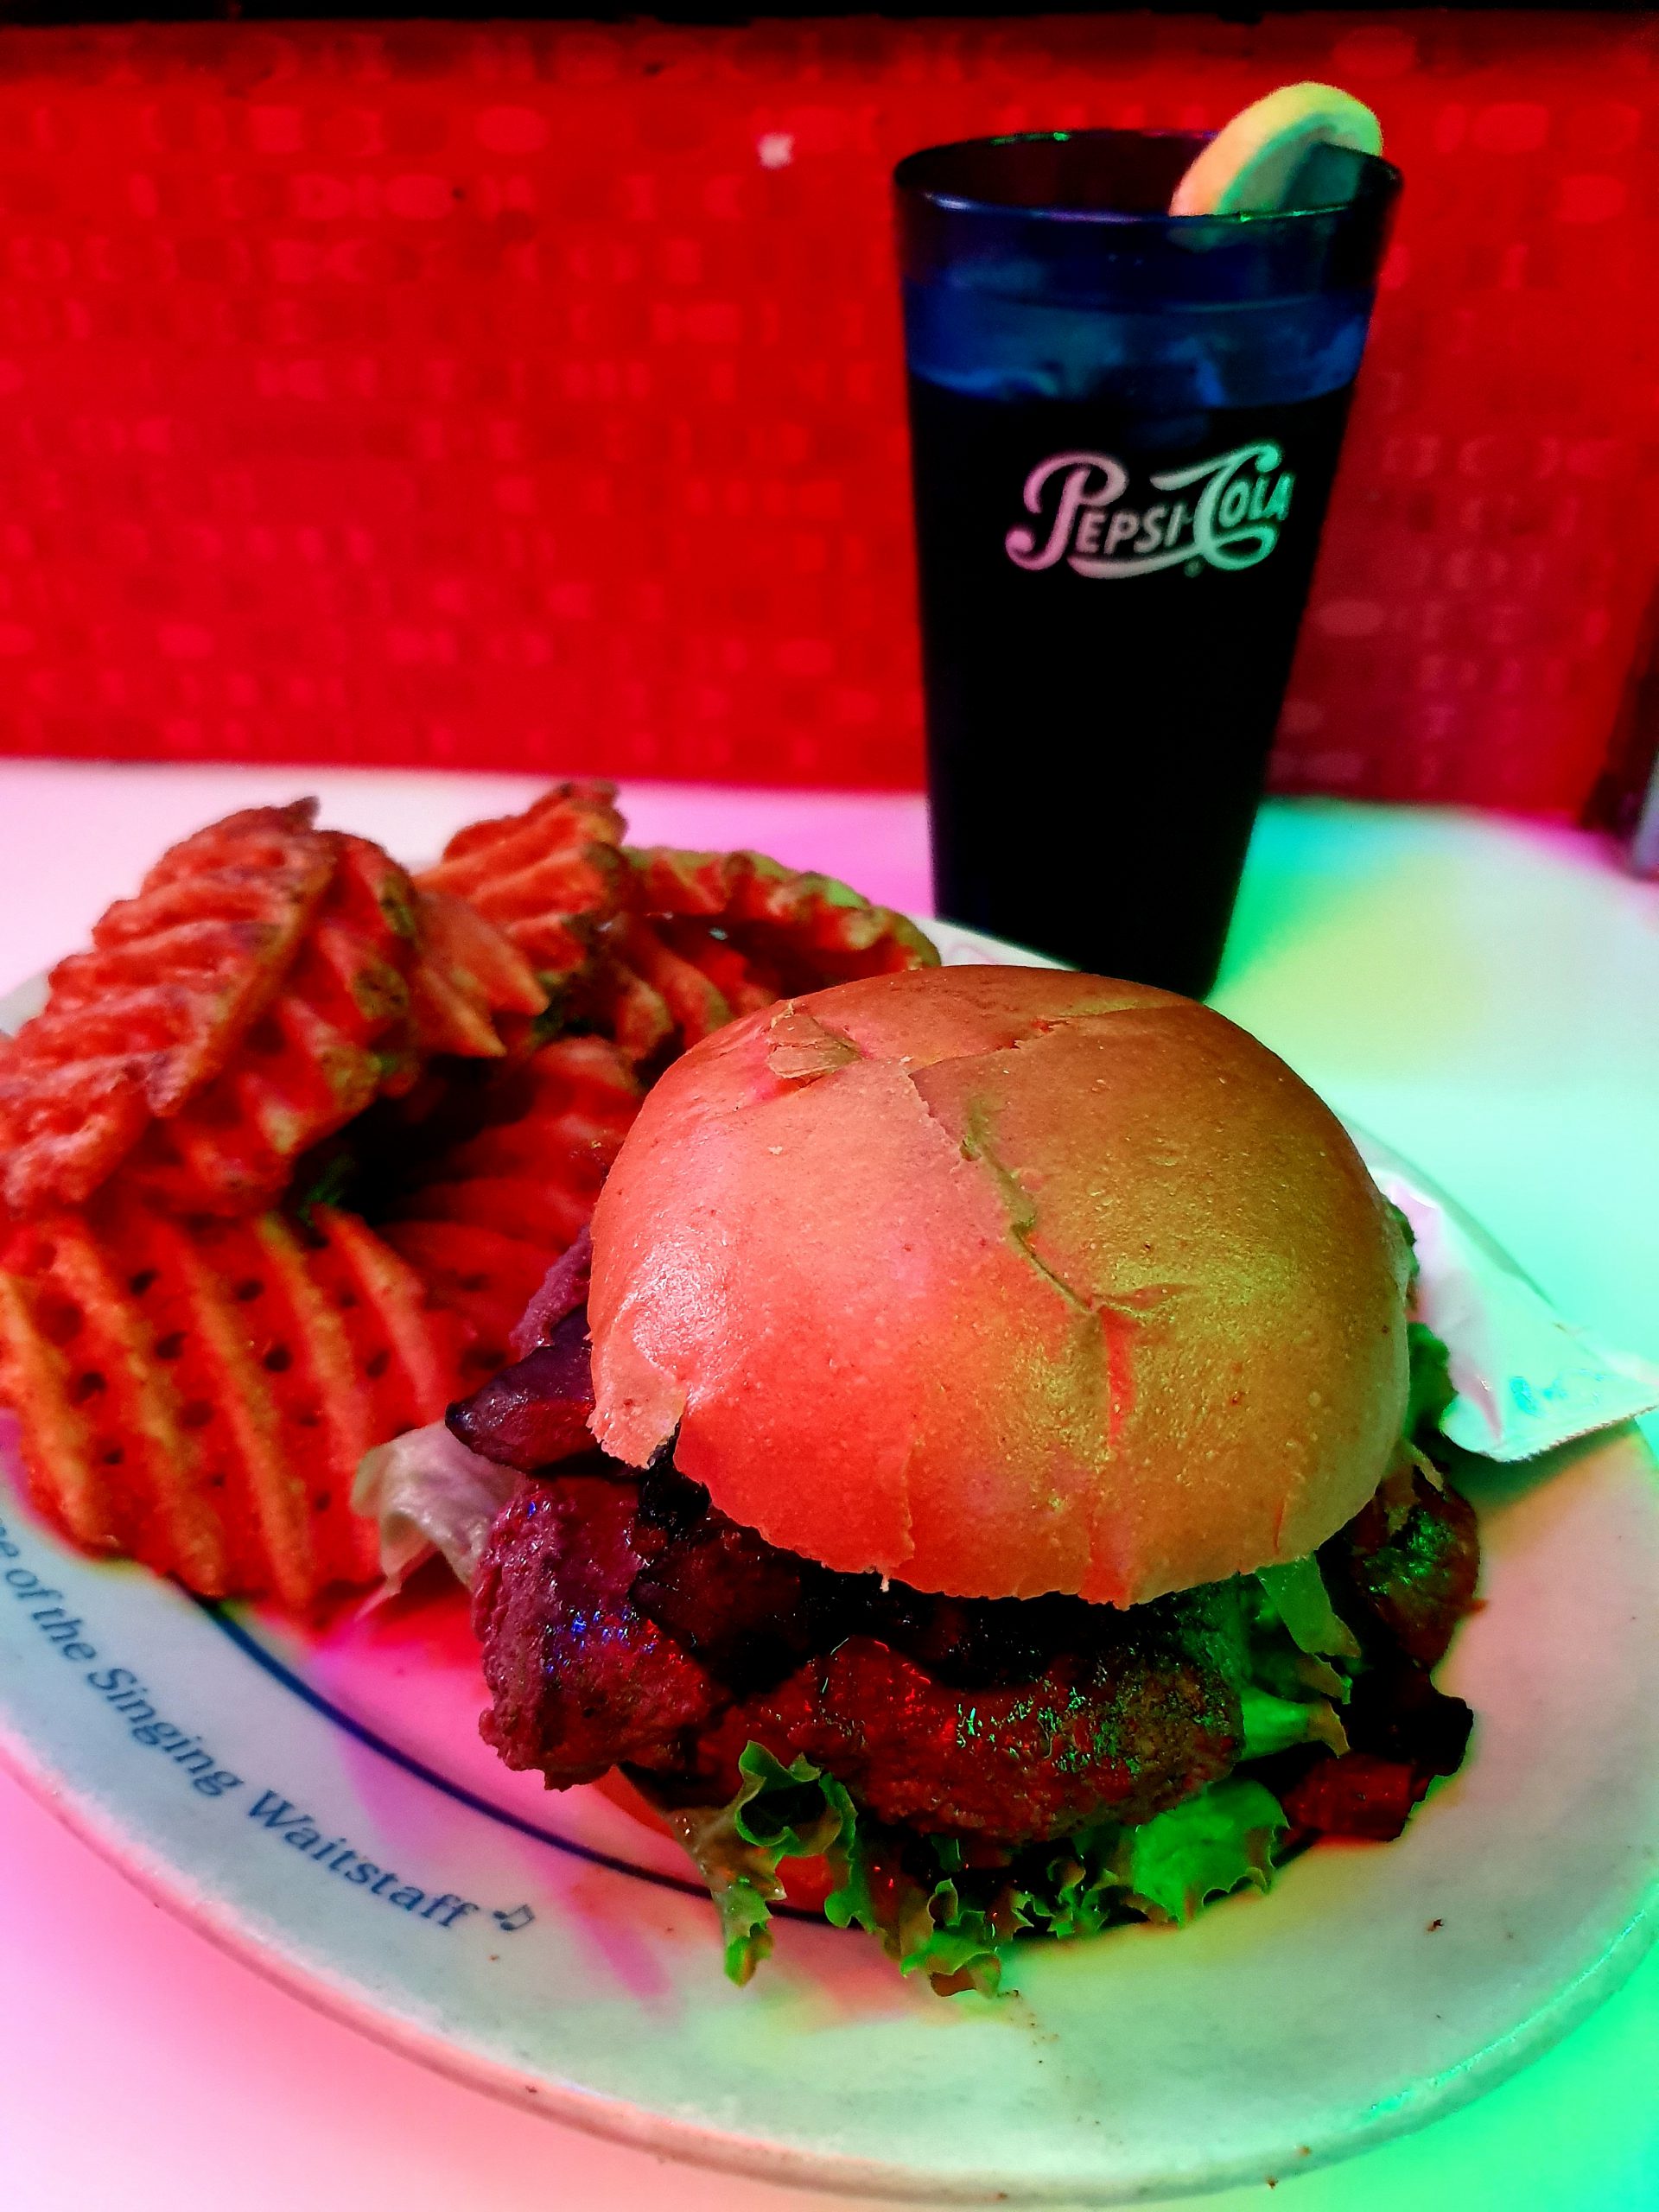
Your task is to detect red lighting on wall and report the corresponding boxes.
[0,14,1651,810]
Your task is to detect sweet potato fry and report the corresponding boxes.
[112,842,545,1217]
[625,846,939,983]
[575,847,938,1068]
[0,804,335,1215]
[600,912,733,1048]
[405,887,549,1064]
[120,836,420,1215]
[416,780,627,981]
[0,787,937,1622]
[410,786,934,1075]
[380,1034,639,1378]
[0,1193,467,1606]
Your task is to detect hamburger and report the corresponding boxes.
[453,967,1478,1994]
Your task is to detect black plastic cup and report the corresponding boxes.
[895,130,1402,997]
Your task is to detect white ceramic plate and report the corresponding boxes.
[1,929,1656,2208]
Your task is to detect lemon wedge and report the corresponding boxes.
[1169,83,1382,217]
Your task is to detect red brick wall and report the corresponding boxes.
[0,15,1651,808]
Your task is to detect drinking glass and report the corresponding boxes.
[894,130,1402,996]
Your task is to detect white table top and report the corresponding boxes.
[0,760,1654,2212]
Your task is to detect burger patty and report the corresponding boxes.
[715,1627,1239,1836]
[473,1454,1478,1847]
[475,1459,1243,1843]
[472,1473,725,1787]
[1319,1469,1479,1669]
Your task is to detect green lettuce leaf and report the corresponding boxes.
[1387,1198,1421,1289]
[893,1880,1008,1996]
[823,1794,1013,1995]
[1255,1554,1362,1662]
[729,1741,854,1860]
[291,1145,358,1227]
[1122,1779,1288,1926]
[1020,1828,1127,1944]
[670,1745,1294,1994]
[1241,1684,1349,1760]
[665,1744,857,1985]
[1389,1209,1455,1439]
[1406,1319,1456,1441]
[1247,1637,1350,1704]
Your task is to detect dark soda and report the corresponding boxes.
[907,374,1356,998]
[893,130,1400,998]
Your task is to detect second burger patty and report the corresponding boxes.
[472,1457,1478,1849]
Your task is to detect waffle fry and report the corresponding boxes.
[0,803,335,1216]
[656,919,785,1019]
[566,846,937,1068]
[625,846,938,984]
[0,786,936,1619]
[381,1034,640,1377]
[409,786,934,1074]
[406,887,549,1064]
[119,836,418,1216]
[601,912,733,1048]
[416,780,627,980]
[112,842,546,1217]
[0,1194,467,1606]
[576,950,677,1067]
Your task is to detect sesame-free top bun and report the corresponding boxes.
[588,967,1411,1608]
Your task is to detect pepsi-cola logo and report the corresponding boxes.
[1005,442,1294,579]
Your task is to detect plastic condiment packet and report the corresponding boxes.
[1351,1127,1659,1462]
